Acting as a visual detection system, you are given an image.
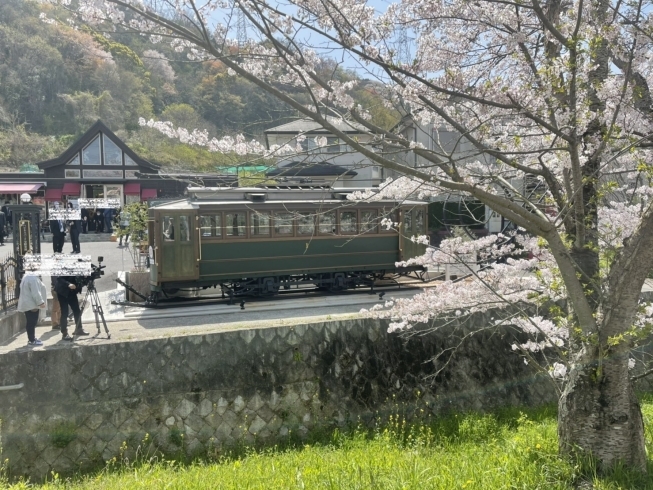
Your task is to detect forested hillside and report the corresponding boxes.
[0,0,397,170]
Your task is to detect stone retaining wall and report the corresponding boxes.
[0,316,556,481]
[0,311,24,344]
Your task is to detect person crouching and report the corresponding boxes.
[53,275,88,341]
[17,274,46,346]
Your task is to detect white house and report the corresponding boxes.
[264,116,383,188]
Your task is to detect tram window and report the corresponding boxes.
[274,212,294,235]
[163,216,175,241]
[380,208,398,233]
[200,216,213,237]
[297,212,315,235]
[403,210,413,234]
[179,216,190,242]
[319,211,337,235]
[415,209,425,234]
[214,214,222,238]
[251,212,271,236]
[361,210,378,233]
[225,213,246,237]
[340,211,357,234]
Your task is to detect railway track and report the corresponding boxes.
[114,277,427,310]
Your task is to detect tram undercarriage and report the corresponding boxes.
[140,266,426,306]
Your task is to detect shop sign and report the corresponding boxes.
[83,170,123,179]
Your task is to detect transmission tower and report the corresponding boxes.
[396,25,411,65]
[237,6,247,50]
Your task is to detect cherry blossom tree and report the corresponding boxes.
[47,0,653,472]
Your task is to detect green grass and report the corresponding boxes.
[6,398,653,489]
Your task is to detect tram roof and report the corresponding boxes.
[149,187,425,210]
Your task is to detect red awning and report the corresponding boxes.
[141,188,158,199]
[0,183,43,193]
[44,189,63,201]
[124,183,141,195]
[62,183,81,195]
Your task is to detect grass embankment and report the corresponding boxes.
[6,398,653,489]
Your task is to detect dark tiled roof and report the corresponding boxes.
[36,120,159,170]
[266,161,357,177]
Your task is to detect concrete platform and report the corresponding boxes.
[0,285,422,354]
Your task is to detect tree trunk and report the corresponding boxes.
[558,348,647,472]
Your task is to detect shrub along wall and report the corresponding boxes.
[0,316,556,481]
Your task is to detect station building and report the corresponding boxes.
[0,120,235,212]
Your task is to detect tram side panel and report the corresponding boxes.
[198,235,400,284]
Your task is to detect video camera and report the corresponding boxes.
[76,256,105,288]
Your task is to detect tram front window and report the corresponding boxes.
[163,216,174,241]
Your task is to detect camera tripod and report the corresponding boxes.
[79,280,111,339]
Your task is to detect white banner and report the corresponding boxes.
[23,254,93,276]
[77,198,121,209]
[48,209,81,220]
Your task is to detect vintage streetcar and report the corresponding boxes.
[146,187,428,303]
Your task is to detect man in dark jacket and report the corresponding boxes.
[0,210,6,246]
[50,217,66,253]
[53,275,88,340]
[94,209,104,233]
[67,203,81,254]
[81,208,89,233]
[1,201,11,233]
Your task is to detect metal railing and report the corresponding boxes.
[0,253,18,313]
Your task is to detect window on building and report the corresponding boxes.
[326,137,341,153]
[103,136,122,165]
[66,154,80,166]
[82,136,101,165]
[125,154,137,166]
[300,137,318,153]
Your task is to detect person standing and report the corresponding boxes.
[50,217,66,253]
[53,275,88,340]
[94,209,104,233]
[0,209,6,246]
[81,208,89,234]
[104,207,114,234]
[118,209,131,246]
[67,203,81,254]
[2,201,12,233]
[17,273,46,346]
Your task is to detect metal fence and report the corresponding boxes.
[0,253,18,313]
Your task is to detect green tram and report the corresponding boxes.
[147,187,428,301]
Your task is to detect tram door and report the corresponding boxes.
[157,211,199,282]
[399,206,427,261]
